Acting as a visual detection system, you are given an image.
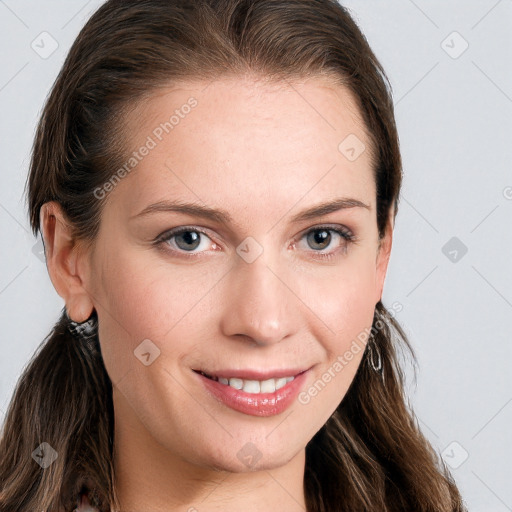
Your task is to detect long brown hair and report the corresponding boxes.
[0,1,467,510]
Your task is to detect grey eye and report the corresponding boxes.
[306,229,332,250]
[174,230,202,251]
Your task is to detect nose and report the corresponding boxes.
[218,252,300,347]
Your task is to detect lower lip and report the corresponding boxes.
[193,369,310,417]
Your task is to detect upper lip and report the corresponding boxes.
[193,367,311,381]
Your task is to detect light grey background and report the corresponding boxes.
[0,1,511,510]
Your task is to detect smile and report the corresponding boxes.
[196,370,295,394]
[192,367,312,417]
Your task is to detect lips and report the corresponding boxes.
[193,366,311,416]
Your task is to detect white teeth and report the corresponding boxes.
[274,378,287,391]
[243,380,260,394]
[228,377,243,390]
[214,375,296,393]
[260,378,276,393]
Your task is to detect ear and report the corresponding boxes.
[40,201,94,323]
[374,208,394,305]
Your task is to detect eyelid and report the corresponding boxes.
[296,223,355,240]
[154,223,357,256]
[154,225,217,251]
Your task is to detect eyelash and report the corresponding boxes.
[154,224,357,262]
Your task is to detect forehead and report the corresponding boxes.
[109,75,376,221]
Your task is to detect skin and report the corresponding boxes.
[41,74,393,512]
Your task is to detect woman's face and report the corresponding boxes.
[83,75,392,473]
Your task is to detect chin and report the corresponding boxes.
[195,439,300,474]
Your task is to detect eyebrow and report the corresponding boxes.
[131,197,371,224]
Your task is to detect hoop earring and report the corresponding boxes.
[368,334,383,374]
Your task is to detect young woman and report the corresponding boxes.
[0,0,467,511]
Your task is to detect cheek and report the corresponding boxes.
[91,247,168,385]
[305,251,377,337]
[93,246,224,384]
[300,256,377,406]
